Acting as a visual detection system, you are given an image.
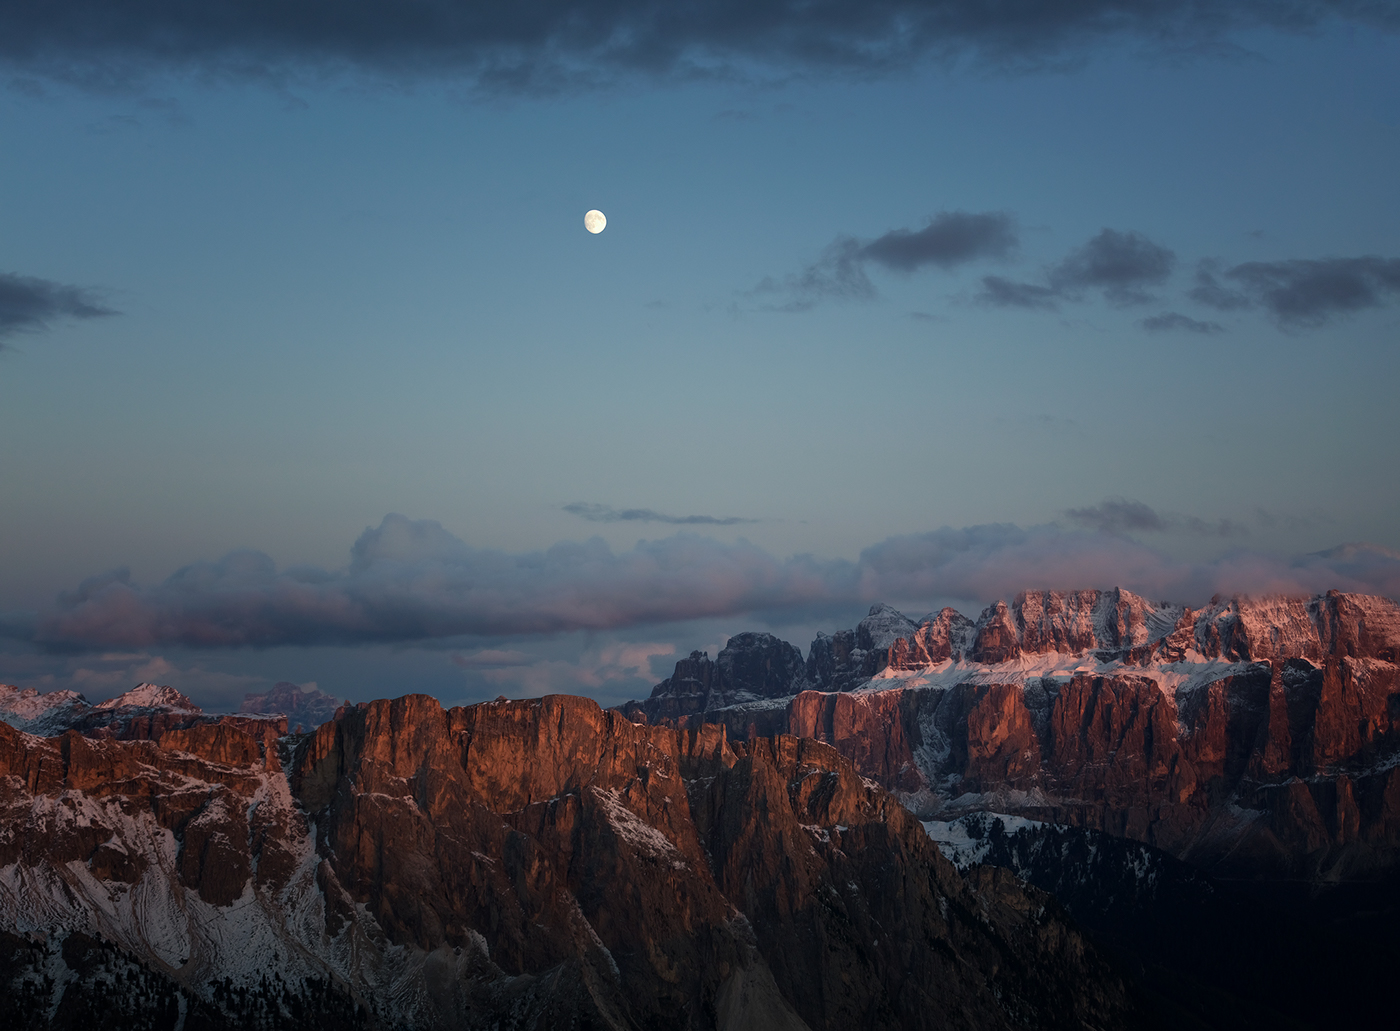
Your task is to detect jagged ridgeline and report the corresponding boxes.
[0,685,1137,1030]
[623,589,1400,883]
[615,588,1400,1030]
[3,586,1398,1030]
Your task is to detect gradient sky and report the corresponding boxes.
[2,2,1398,711]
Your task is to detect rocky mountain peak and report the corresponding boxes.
[636,633,807,722]
[0,683,90,737]
[888,607,978,670]
[715,631,807,701]
[856,603,920,653]
[95,683,199,712]
[971,599,1021,664]
[240,681,346,728]
[1000,588,1172,658]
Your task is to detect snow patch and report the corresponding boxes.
[592,787,680,862]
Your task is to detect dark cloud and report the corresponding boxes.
[1139,311,1224,333]
[563,502,758,526]
[2,2,1392,90]
[1048,228,1176,304]
[756,211,1014,309]
[1188,263,1254,311]
[974,228,1175,310]
[1065,498,1247,538]
[860,211,1017,272]
[769,227,1400,327]
[1199,256,1400,327]
[976,275,1059,310]
[750,237,874,312]
[1064,499,1168,534]
[11,512,1397,651]
[0,272,116,341]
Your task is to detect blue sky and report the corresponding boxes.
[2,3,1398,711]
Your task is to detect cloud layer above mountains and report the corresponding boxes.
[4,1,1393,89]
[16,512,1400,651]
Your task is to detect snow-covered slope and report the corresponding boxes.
[0,682,206,739]
[0,684,90,737]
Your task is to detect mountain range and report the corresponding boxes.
[0,680,1133,1030]
[2,586,1398,1029]
[623,588,1400,883]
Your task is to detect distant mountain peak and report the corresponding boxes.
[95,683,200,712]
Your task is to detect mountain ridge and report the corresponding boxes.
[621,588,1400,883]
[0,691,1138,1029]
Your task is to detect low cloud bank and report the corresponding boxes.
[15,513,1400,651]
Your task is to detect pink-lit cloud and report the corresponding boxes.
[14,513,1400,651]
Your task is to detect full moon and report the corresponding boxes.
[584,209,607,234]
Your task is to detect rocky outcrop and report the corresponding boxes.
[786,690,925,793]
[631,631,808,723]
[0,693,1139,1031]
[807,603,923,691]
[887,607,977,671]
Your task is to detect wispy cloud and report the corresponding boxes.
[1139,311,1224,334]
[1064,498,1246,538]
[1064,499,1167,534]
[563,502,759,526]
[974,236,1400,332]
[0,272,116,342]
[753,211,1016,310]
[10,512,1398,652]
[977,228,1175,310]
[1192,256,1400,327]
[1049,228,1176,304]
[468,642,676,699]
[451,648,534,668]
[976,275,1059,310]
[861,212,1019,272]
[759,220,1400,331]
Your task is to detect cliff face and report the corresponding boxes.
[625,590,1400,882]
[0,693,1136,1031]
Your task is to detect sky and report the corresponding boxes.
[1,1,1398,712]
